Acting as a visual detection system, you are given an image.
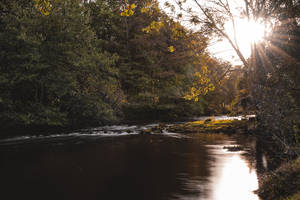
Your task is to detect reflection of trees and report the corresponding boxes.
[0,133,264,199]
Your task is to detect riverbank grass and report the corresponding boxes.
[166,119,249,134]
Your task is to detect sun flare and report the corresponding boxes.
[225,18,267,58]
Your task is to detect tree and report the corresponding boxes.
[0,0,121,132]
[163,0,299,156]
[250,0,300,156]
[164,0,251,66]
[120,0,218,120]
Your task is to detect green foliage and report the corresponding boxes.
[108,0,213,120]
[0,0,231,134]
[0,0,120,131]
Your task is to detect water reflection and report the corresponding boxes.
[171,141,260,200]
[210,152,259,200]
[0,133,260,200]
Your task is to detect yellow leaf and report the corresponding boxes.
[141,7,147,13]
[35,0,52,16]
[184,94,192,100]
[128,9,134,16]
[168,46,175,53]
[42,10,50,16]
[195,72,201,77]
[131,3,136,9]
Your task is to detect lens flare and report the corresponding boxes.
[225,18,268,58]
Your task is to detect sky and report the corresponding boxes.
[157,0,250,65]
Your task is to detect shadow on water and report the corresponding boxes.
[0,132,261,200]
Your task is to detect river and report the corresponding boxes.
[0,117,262,200]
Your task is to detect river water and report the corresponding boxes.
[0,118,261,200]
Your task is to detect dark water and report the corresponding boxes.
[0,130,261,200]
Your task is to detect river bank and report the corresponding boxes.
[174,119,300,200]
[143,117,300,200]
[140,116,255,135]
[257,157,300,200]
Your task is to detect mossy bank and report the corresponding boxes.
[167,119,251,134]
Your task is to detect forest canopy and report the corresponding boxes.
[0,0,233,133]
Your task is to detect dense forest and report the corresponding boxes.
[0,0,238,133]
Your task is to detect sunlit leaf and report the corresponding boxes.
[168,46,175,52]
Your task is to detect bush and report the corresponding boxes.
[258,158,300,200]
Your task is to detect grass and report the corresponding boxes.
[166,119,249,134]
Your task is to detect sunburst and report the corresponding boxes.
[225,18,269,58]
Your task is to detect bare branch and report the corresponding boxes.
[193,0,249,67]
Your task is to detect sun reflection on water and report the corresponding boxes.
[210,151,259,200]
